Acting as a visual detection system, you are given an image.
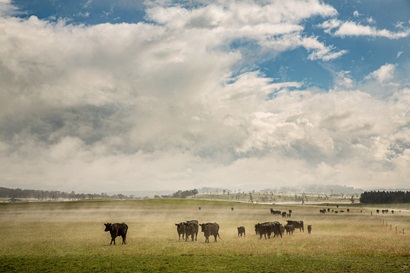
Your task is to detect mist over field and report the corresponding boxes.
[1,1,409,194]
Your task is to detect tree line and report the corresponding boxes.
[0,187,135,201]
[0,187,200,201]
[360,191,410,204]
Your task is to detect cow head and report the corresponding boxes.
[104,223,112,232]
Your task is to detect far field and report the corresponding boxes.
[0,199,409,272]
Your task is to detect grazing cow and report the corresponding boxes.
[184,220,199,241]
[319,209,326,214]
[285,224,295,235]
[104,223,128,245]
[286,220,304,232]
[281,212,287,218]
[237,226,246,237]
[175,222,186,240]
[307,225,312,234]
[270,209,281,215]
[200,222,221,243]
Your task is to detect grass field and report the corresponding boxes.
[0,199,409,272]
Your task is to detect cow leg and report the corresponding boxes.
[122,235,126,245]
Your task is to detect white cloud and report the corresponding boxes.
[334,21,410,39]
[366,64,396,83]
[0,0,17,17]
[319,19,410,39]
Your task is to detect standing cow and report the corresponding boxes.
[285,224,295,235]
[104,222,128,245]
[200,222,221,243]
[184,220,199,241]
[286,220,304,232]
[175,222,186,240]
[237,226,246,237]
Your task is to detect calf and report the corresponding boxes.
[175,222,186,240]
[104,222,128,245]
[237,226,246,237]
[285,224,295,235]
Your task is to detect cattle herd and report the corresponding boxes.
[173,219,307,243]
[104,209,313,245]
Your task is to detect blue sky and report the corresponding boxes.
[0,0,409,193]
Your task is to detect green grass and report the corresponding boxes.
[0,199,409,272]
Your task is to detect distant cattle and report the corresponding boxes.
[175,222,186,240]
[286,220,304,232]
[281,212,287,218]
[319,209,326,214]
[270,209,281,215]
[285,224,295,235]
[307,225,312,234]
[237,226,246,237]
[104,222,128,245]
[184,220,199,241]
[200,222,221,243]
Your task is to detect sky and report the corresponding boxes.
[0,0,409,193]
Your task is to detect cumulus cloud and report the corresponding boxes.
[366,64,396,83]
[0,0,409,192]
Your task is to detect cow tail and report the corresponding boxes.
[217,233,222,240]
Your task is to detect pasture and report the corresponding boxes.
[0,199,409,272]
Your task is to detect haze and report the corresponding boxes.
[0,0,409,193]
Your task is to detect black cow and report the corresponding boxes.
[285,224,295,235]
[271,221,283,238]
[286,220,304,232]
[270,209,281,215]
[184,220,199,241]
[200,222,221,243]
[307,225,312,234]
[104,222,128,245]
[255,222,272,239]
[175,222,186,240]
[237,226,246,237]
[255,222,282,239]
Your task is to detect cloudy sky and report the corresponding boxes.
[1,0,409,193]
